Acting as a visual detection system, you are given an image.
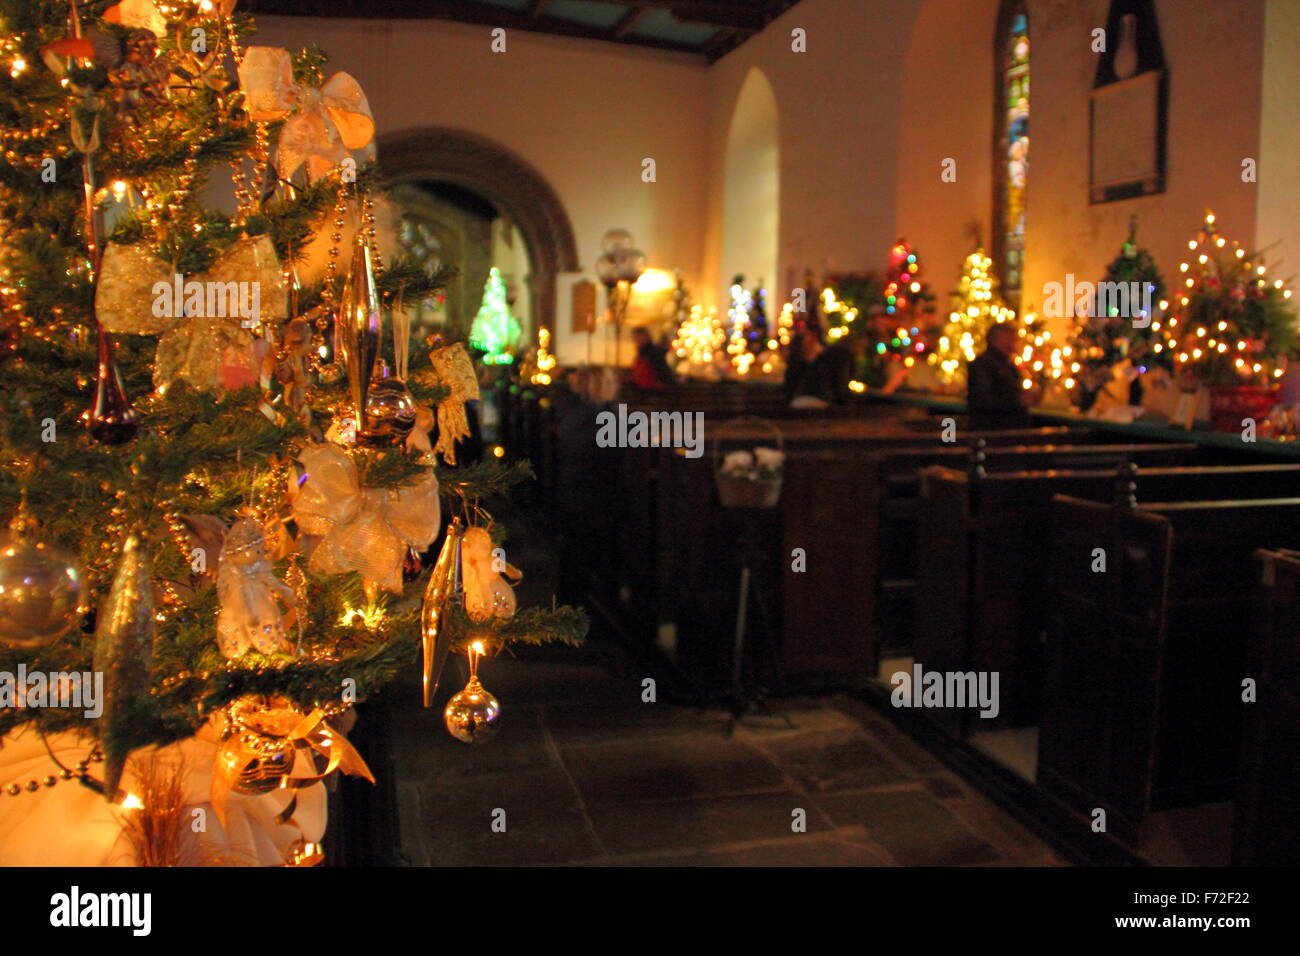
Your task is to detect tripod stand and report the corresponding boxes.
[725,511,794,735]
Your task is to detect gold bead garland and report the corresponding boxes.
[4,748,104,798]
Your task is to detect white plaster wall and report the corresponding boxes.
[1256,0,1300,287]
[719,67,780,308]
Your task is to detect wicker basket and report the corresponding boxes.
[713,417,783,509]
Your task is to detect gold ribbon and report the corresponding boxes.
[284,708,375,788]
[237,46,375,182]
[291,443,441,593]
[94,236,288,392]
[213,697,373,832]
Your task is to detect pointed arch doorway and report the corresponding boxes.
[377,127,580,342]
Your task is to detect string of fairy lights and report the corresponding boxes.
[649,215,1296,397]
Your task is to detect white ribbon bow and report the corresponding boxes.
[291,444,440,593]
[238,46,375,182]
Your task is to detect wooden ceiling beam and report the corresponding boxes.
[244,0,807,57]
[248,0,699,54]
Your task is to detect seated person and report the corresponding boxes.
[967,321,1040,429]
[784,325,824,401]
[791,329,867,407]
[630,326,672,390]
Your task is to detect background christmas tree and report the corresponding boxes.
[928,247,1014,385]
[1163,211,1296,388]
[0,0,583,854]
[1068,216,1166,408]
[861,239,937,385]
[468,266,522,366]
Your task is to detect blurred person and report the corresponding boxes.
[791,327,867,407]
[967,321,1039,429]
[784,325,824,401]
[630,326,672,390]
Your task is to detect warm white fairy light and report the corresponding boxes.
[530,327,556,386]
[672,304,725,367]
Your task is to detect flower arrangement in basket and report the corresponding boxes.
[714,419,785,509]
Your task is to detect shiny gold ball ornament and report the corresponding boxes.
[443,675,501,744]
[0,507,86,649]
[442,641,500,743]
[358,377,417,447]
[216,732,296,795]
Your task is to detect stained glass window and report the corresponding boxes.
[1000,7,1029,308]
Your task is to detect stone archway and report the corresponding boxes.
[376,127,579,338]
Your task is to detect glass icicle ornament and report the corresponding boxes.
[421,518,462,708]
[93,533,156,798]
[360,297,417,447]
[83,323,139,445]
[335,233,382,435]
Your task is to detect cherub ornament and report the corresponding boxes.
[217,518,297,658]
[460,526,521,622]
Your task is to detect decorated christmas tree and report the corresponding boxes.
[882,239,936,323]
[468,266,523,365]
[1163,211,1296,388]
[928,248,1015,385]
[725,274,754,375]
[1068,216,1167,408]
[0,0,584,867]
[747,278,768,349]
[820,271,879,344]
[860,240,937,384]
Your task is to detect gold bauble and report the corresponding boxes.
[215,732,296,795]
[358,377,416,447]
[443,676,501,744]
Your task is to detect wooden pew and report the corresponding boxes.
[663,436,1198,694]
[1232,548,1300,865]
[616,419,1082,647]
[916,462,1300,737]
[864,440,1203,663]
[612,409,924,628]
[1039,493,1300,847]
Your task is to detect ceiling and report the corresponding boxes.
[244,0,802,61]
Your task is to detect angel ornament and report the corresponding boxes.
[460,526,523,621]
[217,517,297,658]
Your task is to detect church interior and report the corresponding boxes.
[0,0,1296,895]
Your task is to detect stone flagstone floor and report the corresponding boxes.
[384,643,1065,867]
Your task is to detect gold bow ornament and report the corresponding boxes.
[212,695,373,832]
[94,235,288,392]
[290,443,441,593]
[237,46,375,182]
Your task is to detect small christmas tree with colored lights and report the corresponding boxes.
[469,266,523,365]
[863,240,938,383]
[883,239,935,324]
[929,248,1015,385]
[1068,217,1167,408]
[747,279,768,348]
